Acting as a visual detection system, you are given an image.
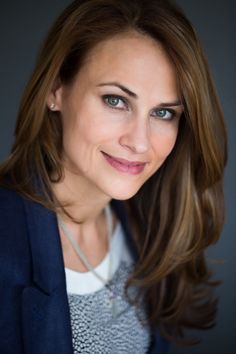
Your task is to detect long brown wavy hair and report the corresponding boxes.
[0,0,227,344]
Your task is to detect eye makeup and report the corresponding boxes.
[102,94,129,110]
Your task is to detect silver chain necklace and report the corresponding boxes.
[57,205,122,318]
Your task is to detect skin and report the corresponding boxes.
[47,31,183,271]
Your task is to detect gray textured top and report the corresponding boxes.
[65,222,151,354]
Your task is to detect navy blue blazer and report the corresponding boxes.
[0,186,169,354]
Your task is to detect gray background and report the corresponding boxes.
[0,1,235,353]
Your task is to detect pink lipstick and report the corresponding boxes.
[102,152,146,175]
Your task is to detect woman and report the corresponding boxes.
[0,0,227,353]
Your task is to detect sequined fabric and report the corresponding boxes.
[68,262,151,354]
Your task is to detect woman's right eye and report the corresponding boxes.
[102,95,128,110]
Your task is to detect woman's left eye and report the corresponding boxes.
[151,109,175,120]
[102,95,127,109]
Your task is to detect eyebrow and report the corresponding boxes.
[97,82,137,98]
[96,81,183,107]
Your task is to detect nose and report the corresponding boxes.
[119,116,150,154]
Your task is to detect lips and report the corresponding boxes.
[102,152,147,175]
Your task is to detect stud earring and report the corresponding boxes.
[49,103,56,110]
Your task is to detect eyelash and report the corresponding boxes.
[102,94,177,120]
[102,95,128,110]
[151,108,176,120]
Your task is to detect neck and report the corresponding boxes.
[51,166,111,225]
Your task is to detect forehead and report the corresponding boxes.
[74,31,179,100]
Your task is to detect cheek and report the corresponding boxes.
[61,107,117,167]
[152,124,179,160]
[72,105,118,143]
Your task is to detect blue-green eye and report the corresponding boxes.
[151,108,175,120]
[103,95,127,109]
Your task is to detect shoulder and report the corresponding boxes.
[0,185,25,206]
[0,187,33,289]
[0,187,31,254]
[0,186,26,220]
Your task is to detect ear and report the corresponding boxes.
[46,78,63,111]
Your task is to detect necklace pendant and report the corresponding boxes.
[111,298,119,318]
[109,294,122,318]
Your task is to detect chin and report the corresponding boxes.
[107,185,142,201]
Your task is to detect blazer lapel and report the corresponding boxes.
[21,198,73,354]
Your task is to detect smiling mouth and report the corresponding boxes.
[101,151,147,175]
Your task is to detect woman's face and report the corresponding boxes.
[49,31,183,200]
